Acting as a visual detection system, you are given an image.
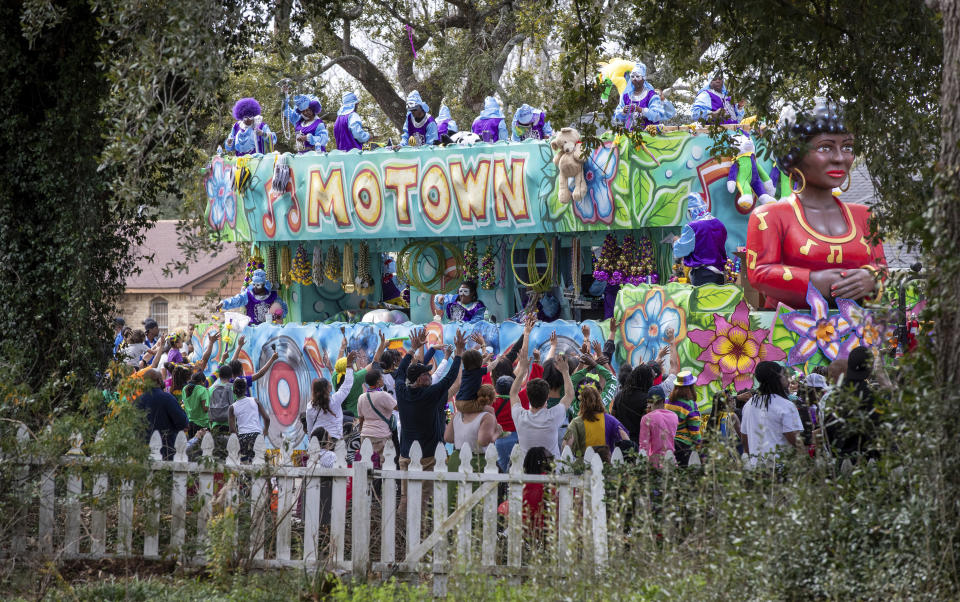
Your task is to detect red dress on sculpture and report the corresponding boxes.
[746,195,887,309]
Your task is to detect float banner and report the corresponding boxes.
[204,132,760,255]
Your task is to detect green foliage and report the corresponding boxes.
[0,0,263,430]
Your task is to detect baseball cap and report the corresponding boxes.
[804,373,828,389]
[114,317,126,327]
[406,362,431,383]
[647,385,666,401]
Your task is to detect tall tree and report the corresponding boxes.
[0,0,262,426]
[291,0,563,129]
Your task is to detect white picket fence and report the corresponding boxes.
[9,427,618,587]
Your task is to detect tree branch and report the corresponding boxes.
[491,33,526,98]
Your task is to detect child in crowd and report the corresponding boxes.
[637,385,679,467]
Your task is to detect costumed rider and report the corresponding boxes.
[281,84,328,153]
[691,70,745,125]
[434,281,487,324]
[381,255,409,307]
[510,104,553,141]
[471,96,508,143]
[217,269,289,326]
[334,91,371,151]
[436,101,458,143]
[400,90,438,146]
[672,193,728,286]
[745,100,887,309]
[224,98,276,156]
[613,61,675,129]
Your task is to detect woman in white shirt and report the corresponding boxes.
[741,361,804,468]
[228,379,271,462]
[305,351,357,442]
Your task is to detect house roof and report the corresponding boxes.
[846,164,924,271]
[126,220,240,293]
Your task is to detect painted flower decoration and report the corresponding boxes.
[837,298,888,353]
[572,142,617,225]
[688,301,786,390]
[205,157,237,231]
[781,284,852,365]
[621,288,686,365]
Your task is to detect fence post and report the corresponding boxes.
[117,478,134,557]
[64,432,85,557]
[456,443,474,562]
[330,439,348,568]
[38,466,55,556]
[143,431,162,558]
[170,432,189,552]
[379,440,397,567]
[556,445,575,567]
[196,432,215,551]
[275,434,296,563]
[507,444,525,572]
[250,435,268,563]
[404,441,424,562]
[352,438,373,579]
[90,429,108,557]
[303,436,321,566]
[431,443,449,598]
[587,448,608,572]
[481,445,499,568]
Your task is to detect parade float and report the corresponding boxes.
[197,117,914,447]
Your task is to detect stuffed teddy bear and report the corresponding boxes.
[551,127,587,204]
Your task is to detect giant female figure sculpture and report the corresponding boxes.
[745,102,886,309]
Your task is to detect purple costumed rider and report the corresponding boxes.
[510,104,553,141]
[217,269,289,325]
[434,281,487,323]
[613,61,675,130]
[334,91,371,151]
[400,90,438,146]
[691,70,745,125]
[282,90,328,152]
[436,102,458,138]
[471,96,508,143]
[225,98,276,156]
[672,193,728,286]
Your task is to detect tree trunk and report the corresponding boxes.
[934,0,960,387]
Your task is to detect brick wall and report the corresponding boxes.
[119,261,246,332]
[117,293,218,332]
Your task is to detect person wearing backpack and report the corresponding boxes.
[208,364,235,436]
[358,368,398,467]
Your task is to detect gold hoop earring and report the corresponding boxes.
[839,173,851,192]
[791,169,806,195]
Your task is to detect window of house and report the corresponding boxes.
[150,297,169,331]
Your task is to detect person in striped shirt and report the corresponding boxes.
[665,371,702,466]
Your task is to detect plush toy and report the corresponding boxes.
[450,131,481,145]
[726,132,776,211]
[551,127,587,204]
[767,163,795,200]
